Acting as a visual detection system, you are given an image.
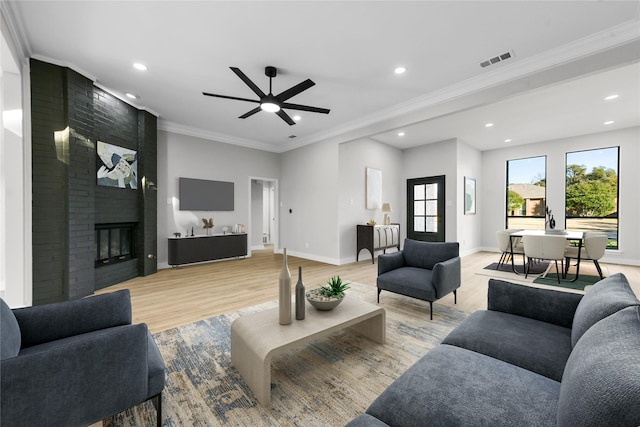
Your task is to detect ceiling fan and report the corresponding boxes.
[203,66,330,125]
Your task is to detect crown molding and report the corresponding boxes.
[158,120,285,153]
[1,1,30,62]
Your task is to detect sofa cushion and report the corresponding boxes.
[377,267,436,301]
[442,310,572,381]
[571,273,639,346]
[402,239,459,270]
[1,299,21,359]
[365,344,560,427]
[345,413,390,427]
[558,306,640,427]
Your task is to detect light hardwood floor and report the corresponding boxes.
[97,247,640,333]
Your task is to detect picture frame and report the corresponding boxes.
[366,167,382,209]
[464,176,476,215]
[96,141,138,189]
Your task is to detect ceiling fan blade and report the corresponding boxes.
[202,92,260,103]
[239,106,262,119]
[275,79,315,102]
[230,67,267,98]
[281,102,330,114]
[276,110,296,126]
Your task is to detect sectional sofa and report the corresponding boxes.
[347,273,640,426]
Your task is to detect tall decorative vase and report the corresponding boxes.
[295,266,305,320]
[279,248,292,325]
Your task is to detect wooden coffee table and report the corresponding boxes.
[230,297,386,406]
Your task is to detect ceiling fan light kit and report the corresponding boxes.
[203,66,330,125]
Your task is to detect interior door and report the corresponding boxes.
[407,175,445,242]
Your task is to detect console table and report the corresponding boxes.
[357,224,400,263]
[168,233,247,266]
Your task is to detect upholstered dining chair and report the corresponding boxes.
[565,232,608,279]
[495,229,524,270]
[522,234,568,283]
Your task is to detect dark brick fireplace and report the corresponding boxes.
[30,59,157,304]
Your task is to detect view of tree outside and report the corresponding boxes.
[505,156,546,229]
[565,147,619,249]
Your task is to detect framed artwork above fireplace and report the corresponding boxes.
[97,141,138,189]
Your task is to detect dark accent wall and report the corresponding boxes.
[30,59,157,304]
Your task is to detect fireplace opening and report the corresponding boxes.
[95,223,136,267]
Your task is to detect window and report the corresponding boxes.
[565,147,619,249]
[506,156,546,229]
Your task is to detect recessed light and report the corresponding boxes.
[394,67,406,74]
[397,132,405,136]
[133,63,147,71]
[293,115,301,121]
[485,123,494,128]
[604,120,615,125]
[504,139,512,143]
[125,93,138,99]
[604,94,619,101]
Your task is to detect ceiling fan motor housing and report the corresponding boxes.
[265,66,277,78]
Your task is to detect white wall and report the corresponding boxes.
[156,130,280,267]
[481,127,640,265]
[1,24,30,308]
[338,138,403,262]
[279,140,340,264]
[456,140,483,256]
[402,139,460,243]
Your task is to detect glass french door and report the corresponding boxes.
[407,175,445,242]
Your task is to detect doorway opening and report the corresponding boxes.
[248,177,278,256]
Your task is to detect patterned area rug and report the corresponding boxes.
[533,273,603,291]
[104,282,467,426]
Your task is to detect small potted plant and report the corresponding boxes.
[306,276,351,311]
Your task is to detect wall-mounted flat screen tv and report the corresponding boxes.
[179,177,234,211]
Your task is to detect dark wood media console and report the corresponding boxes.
[168,233,247,266]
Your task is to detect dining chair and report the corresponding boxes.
[523,234,568,283]
[495,230,524,270]
[565,232,608,279]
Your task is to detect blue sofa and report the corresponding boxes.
[377,239,461,320]
[348,273,640,426]
[1,290,165,427]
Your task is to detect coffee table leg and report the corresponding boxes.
[231,323,272,406]
[349,312,386,344]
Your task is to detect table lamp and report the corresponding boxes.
[382,203,392,225]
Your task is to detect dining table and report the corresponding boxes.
[509,229,585,282]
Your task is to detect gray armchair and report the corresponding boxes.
[1,290,165,427]
[377,239,461,319]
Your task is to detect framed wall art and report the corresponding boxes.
[97,141,138,189]
[464,176,476,215]
[366,167,382,209]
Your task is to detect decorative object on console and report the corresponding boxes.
[295,266,305,320]
[545,205,556,229]
[464,176,476,215]
[381,203,392,225]
[306,276,350,311]
[279,248,292,325]
[367,219,376,226]
[202,218,214,235]
[96,141,138,189]
[366,167,382,209]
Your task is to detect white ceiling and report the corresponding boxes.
[7,1,640,153]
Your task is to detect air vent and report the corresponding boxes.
[288,135,297,139]
[480,50,514,68]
